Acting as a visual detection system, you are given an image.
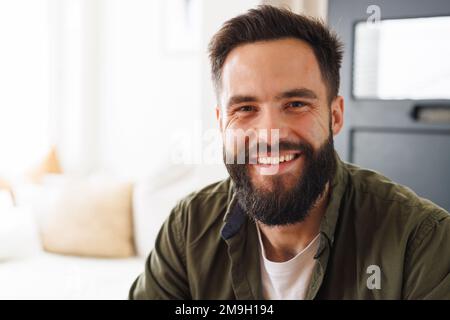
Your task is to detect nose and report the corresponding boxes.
[253,105,289,144]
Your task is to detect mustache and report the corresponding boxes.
[249,140,311,154]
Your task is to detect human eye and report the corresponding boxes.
[236,105,256,112]
[286,101,307,109]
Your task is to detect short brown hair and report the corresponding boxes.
[208,5,343,102]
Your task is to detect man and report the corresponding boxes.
[129,5,450,299]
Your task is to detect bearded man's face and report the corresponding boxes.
[216,38,344,225]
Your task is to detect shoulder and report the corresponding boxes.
[168,178,233,243]
[342,161,449,238]
[177,178,232,214]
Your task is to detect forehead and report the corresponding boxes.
[220,38,326,102]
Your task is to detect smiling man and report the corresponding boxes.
[130,5,450,300]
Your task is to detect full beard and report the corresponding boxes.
[224,133,336,226]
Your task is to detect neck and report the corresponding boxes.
[257,183,330,262]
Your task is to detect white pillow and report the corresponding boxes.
[33,175,136,258]
[0,206,42,261]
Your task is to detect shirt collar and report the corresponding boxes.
[221,190,246,240]
[319,151,348,246]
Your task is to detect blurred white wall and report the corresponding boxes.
[47,0,203,179]
[0,0,50,179]
[98,0,203,180]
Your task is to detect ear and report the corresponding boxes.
[216,106,223,132]
[330,96,344,136]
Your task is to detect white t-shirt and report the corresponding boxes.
[256,226,320,300]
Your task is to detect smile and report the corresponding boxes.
[251,152,302,175]
[257,153,301,165]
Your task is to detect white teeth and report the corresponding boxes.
[285,154,294,161]
[258,157,268,164]
[257,154,297,165]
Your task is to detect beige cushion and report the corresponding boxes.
[36,176,135,258]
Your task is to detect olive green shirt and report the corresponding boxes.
[129,153,450,299]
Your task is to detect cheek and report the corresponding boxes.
[288,114,328,148]
[222,120,255,160]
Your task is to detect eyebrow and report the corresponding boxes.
[226,87,318,109]
[274,88,318,100]
[226,95,259,109]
